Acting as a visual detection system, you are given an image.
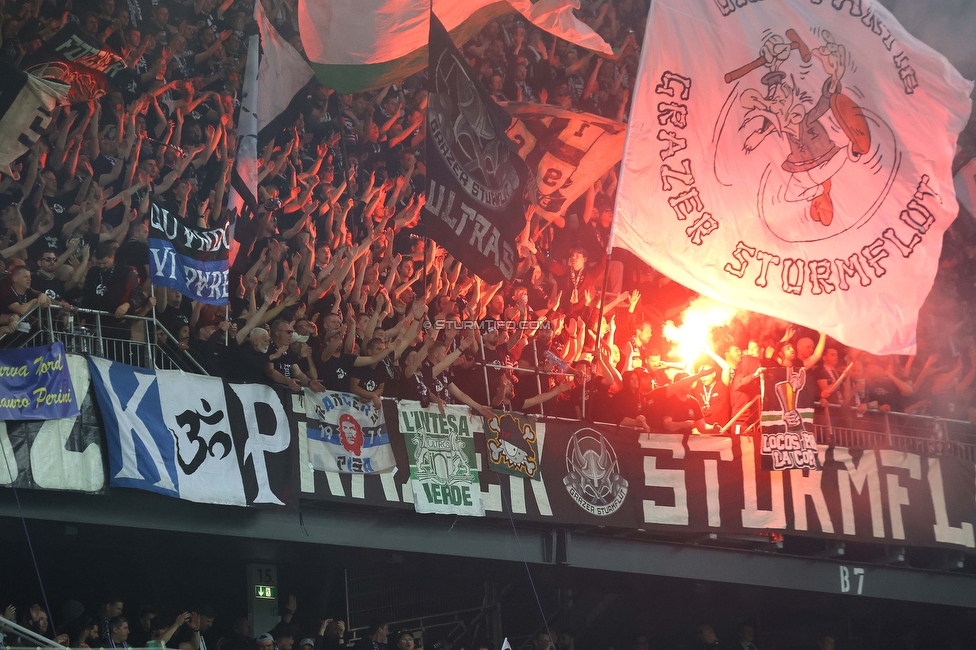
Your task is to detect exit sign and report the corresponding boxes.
[255,585,276,600]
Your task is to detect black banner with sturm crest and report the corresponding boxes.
[302,415,976,553]
[5,360,976,552]
[422,12,529,284]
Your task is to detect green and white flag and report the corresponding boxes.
[398,400,485,516]
[297,0,611,94]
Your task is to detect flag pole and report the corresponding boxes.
[591,243,614,351]
[422,1,433,334]
[150,282,157,369]
[590,21,655,409]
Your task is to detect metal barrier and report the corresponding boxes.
[6,305,976,459]
[812,404,976,460]
[1,303,209,374]
[813,423,976,462]
[0,613,65,649]
[473,352,577,418]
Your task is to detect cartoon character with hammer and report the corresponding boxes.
[727,29,871,227]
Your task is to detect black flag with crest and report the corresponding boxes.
[422,12,529,283]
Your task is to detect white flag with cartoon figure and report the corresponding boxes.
[615,0,973,354]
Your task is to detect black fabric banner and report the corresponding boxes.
[148,202,231,265]
[27,24,126,104]
[422,12,529,284]
[3,359,972,552]
[148,201,230,305]
[223,382,301,507]
[302,415,976,552]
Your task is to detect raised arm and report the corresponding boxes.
[236,285,281,344]
[802,331,827,370]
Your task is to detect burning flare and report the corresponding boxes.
[663,298,739,368]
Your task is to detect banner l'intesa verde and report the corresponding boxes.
[399,399,485,516]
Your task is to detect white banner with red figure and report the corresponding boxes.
[615,0,973,355]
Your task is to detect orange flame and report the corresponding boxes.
[663,297,739,368]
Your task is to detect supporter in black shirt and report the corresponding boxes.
[221,285,282,382]
[663,372,712,435]
[393,337,488,415]
[863,356,911,413]
[32,248,77,305]
[611,370,654,431]
[317,333,377,391]
[225,326,271,384]
[82,242,140,321]
[266,318,323,392]
[115,221,150,283]
[423,339,468,404]
[318,329,359,392]
[549,358,607,419]
[518,322,555,370]
[693,364,730,427]
[188,317,227,375]
[398,342,434,407]
[157,287,193,340]
[448,346,488,405]
[481,322,515,387]
[350,337,391,408]
[488,373,570,415]
[813,347,844,405]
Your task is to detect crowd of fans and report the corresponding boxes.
[0,0,975,436]
[0,595,857,650]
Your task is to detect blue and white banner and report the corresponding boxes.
[0,343,79,420]
[304,389,395,473]
[148,202,230,305]
[88,357,297,506]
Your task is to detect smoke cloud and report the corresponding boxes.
[879,0,976,82]
[879,0,976,158]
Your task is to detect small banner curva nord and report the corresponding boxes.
[0,354,104,492]
[0,342,79,421]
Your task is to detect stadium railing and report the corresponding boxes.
[2,303,975,460]
[1,303,208,374]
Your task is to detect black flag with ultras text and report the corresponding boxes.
[422,12,529,283]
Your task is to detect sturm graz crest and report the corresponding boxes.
[427,47,522,210]
[563,428,628,516]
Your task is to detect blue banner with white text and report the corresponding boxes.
[148,202,229,305]
[0,343,79,420]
